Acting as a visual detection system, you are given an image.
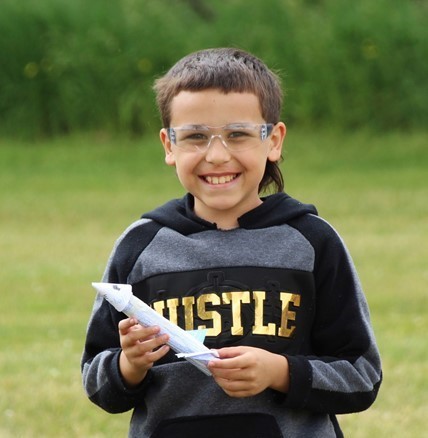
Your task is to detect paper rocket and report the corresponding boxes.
[92,282,219,375]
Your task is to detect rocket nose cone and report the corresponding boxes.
[91,282,133,312]
[92,282,112,296]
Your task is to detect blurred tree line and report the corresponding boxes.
[0,0,426,139]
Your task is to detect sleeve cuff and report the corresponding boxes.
[110,350,154,396]
[281,354,313,409]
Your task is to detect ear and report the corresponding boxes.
[267,122,286,162]
[160,128,176,166]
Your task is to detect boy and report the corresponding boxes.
[82,48,382,437]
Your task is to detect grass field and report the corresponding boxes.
[0,129,427,437]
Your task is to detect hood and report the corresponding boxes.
[142,193,317,235]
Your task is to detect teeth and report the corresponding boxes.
[205,174,236,185]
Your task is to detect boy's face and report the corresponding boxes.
[160,90,285,229]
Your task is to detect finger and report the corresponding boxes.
[144,344,170,362]
[118,317,139,334]
[133,325,162,341]
[135,333,169,352]
[212,376,249,396]
[120,328,167,354]
[124,325,162,343]
[213,375,260,398]
[210,366,243,382]
[127,343,170,368]
[208,355,246,371]
[215,347,245,359]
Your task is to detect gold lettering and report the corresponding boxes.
[152,290,301,339]
[222,291,251,335]
[152,300,165,316]
[278,292,301,338]
[252,291,276,335]
[197,294,221,336]
[165,298,179,325]
[182,296,195,330]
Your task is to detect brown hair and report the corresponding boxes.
[153,48,284,193]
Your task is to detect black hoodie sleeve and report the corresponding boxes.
[81,219,161,413]
[282,214,382,414]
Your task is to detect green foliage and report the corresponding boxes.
[0,0,427,138]
[0,130,427,435]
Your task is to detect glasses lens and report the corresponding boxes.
[176,127,210,151]
[221,125,261,151]
[171,124,273,152]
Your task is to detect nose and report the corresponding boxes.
[205,134,231,163]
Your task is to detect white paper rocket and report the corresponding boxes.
[92,282,219,375]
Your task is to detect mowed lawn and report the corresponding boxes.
[0,129,426,437]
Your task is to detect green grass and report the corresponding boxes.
[0,130,427,437]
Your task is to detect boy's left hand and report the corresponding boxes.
[207,346,290,397]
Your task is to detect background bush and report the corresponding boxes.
[0,0,427,138]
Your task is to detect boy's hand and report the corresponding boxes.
[118,317,170,388]
[208,346,290,397]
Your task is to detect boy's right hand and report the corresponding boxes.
[118,317,170,388]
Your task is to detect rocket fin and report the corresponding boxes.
[187,329,207,343]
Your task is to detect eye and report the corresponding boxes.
[189,132,207,139]
[227,129,253,140]
[180,131,208,141]
[229,131,246,137]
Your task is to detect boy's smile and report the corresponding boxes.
[203,174,238,185]
[160,90,285,229]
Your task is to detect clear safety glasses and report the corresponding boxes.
[167,123,274,153]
